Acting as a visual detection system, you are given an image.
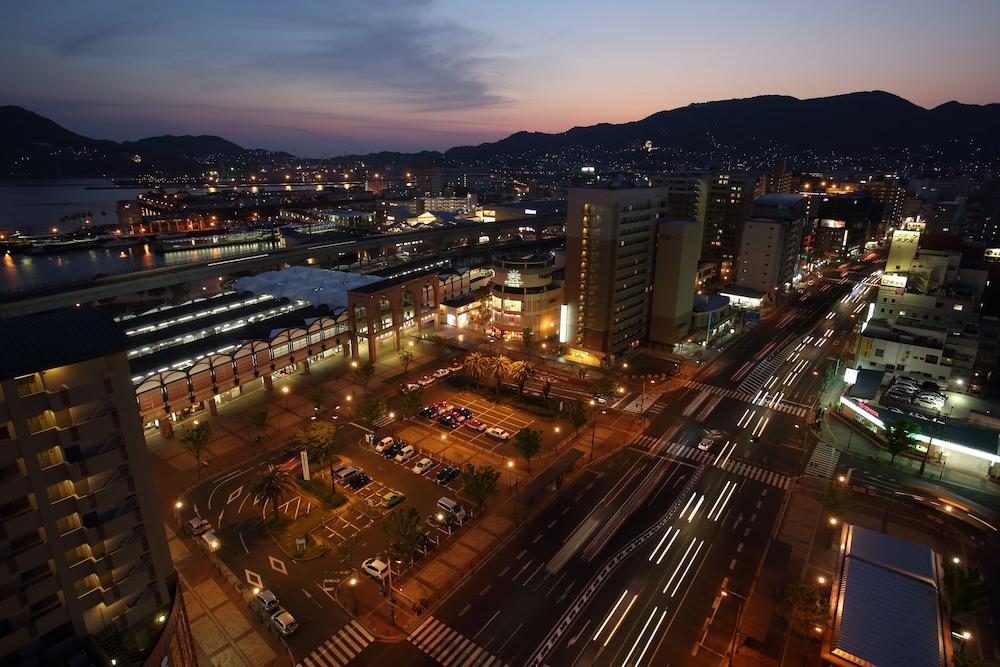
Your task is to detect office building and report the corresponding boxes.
[657,172,755,279]
[563,186,668,365]
[415,165,442,196]
[0,309,190,666]
[649,220,700,345]
[734,194,807,295]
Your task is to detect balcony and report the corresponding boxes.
[13,541,50,573]
[2,510,41,543]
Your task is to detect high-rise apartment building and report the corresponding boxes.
[414,165,442,196]
[649,220,700,345]
[657,172,755,280]
[734,194,806,295]
[563,186,668,365]
[0,309,188,666]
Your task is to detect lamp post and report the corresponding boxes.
[826,516,839,550]
[345,394,353,418]
[720,588,748,666]
[589,399,597,461]
[348,576,358,615]
[281,385,290,413]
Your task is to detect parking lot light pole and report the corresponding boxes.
[349,576,358,615]
[589,399,597,461]
[386,559,397,626]
[507,460,515,494]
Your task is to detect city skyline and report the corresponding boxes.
[2,0,999,156]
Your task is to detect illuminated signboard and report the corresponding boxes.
[880,273,907,289]
[505,269,523,288]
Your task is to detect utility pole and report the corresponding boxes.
[721,588,747,666]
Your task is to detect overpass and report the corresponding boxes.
[0,215,565,318]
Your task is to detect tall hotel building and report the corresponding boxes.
[563,186,669,365]
[0,309,190,666]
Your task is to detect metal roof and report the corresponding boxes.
[0,307,127,379]
[829,525,944,667]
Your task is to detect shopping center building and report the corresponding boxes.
[488,252,564,342]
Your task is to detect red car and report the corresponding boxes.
[464,418,486,432]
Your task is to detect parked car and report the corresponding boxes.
[921,380,943,392]
[375,436,395,453]
[447,360,463,373]
[186,517,212,536]
[412,457,435,474]
[437,496,468,523]
[486,427,511,440]
[435,466,461,485]
[394,445,416,463]
[201,530,220,551]
[269,610,298,636]
[453,407,473,420]
[399,383,421,394]
[914,396,944,411]
[383,442,404,459]
[345,471,371,490]
[433,401,454,415]
[433,368,450,379]
[894,376,920,388]
[696,438,712,451]
[429,511,460,529]
[362,557,390,582]
[381,490,406,508]
[438,415,460,429]
[417,375,436,386]
[418,406,438,419]
[255,589,279,613]
[464,418,486,432]
[335,466,360,480]
[885,390,913,402]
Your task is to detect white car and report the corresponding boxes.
[417,375,436,386]
[362,557,389,582]
[269,609,298,636]
[433,368,450,379]
[412,457,435,474]
[201,530,220,551]
[394,445,416,463]
[375,436,394,453]
[486,427,511,441]
[697,438,712,451]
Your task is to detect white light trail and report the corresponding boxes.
[593,589,629,641]
[687,494,705,522]
[710,481,738,522]
[603,593,639,646]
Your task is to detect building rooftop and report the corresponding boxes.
[828,524,944,667]
[235,266,383,313]
[693,293,730,312]
[0,308,127,378]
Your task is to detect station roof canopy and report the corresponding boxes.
[515,448,582,505]
[236,266,382,312]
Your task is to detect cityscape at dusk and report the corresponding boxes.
[1,3,1000,667]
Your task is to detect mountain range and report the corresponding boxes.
[0,105,285,177]
[3,91,1000,176]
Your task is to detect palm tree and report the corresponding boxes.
[180,422,211,480]
[509,360,533,396]
[485,354,513,399]
[251,465,296,521]
[464,352,486,387]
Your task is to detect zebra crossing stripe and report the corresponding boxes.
[409,617,434,641]
[351,621,374,643]
[320,642,345,664]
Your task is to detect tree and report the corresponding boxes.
[252,465,296,521]
[397,348,414,374]
[430,335,449,359]
[335,533,361,569]
[180,422,211,480]
[784,583,827,638]
[591,376,620,402]
[514,428,542,470]
[817,480,844,519]
[484,354,513,399]
[302,384,328,412]
[564,400,589,430]
[509,360,533,396]
[464,351,486,386]
[522,328,535,352]
[351,362,376,392]
[884,420,916,465]
[475,285,493,324]
[542,380,552,407]
[355,396,386,428]
[943,563,991,620]
[400,387,425,417]
[247,407,270,446]
[461,464,501,512]
[294,421,338,483]
[382,507,424,564]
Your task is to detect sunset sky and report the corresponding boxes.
[2,0,998,156]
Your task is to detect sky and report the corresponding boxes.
[2,0,999,157]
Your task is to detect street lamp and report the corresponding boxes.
[589,399,598,461]
[507,460,515,494]
[720,588,748,666]
[348,577,358,615]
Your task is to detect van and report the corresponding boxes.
[335,466,359,480]
[437,497,467,524]
[394,444,415,463]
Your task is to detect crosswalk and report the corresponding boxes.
[296,620,374,667]
[804,442,841,479]
[408,616,510,667]
[631,440,792,490]
[721,459,793,490]
[684,381,813,418]
[620,391,664,414]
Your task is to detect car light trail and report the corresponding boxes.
[752,415,770,438]
[678,493,697,520]
[738,409,756,429]
[593,589,629,642]
[709,481,738,522]
[687,494,705,522]
[653,528,680,565]
[705,481,732,521]
[602,593,639,646]
[631,609,668,666]
[621,607,659,667]
[669,540,704,597]
[662,538,698,595]
[648,526,674,562]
